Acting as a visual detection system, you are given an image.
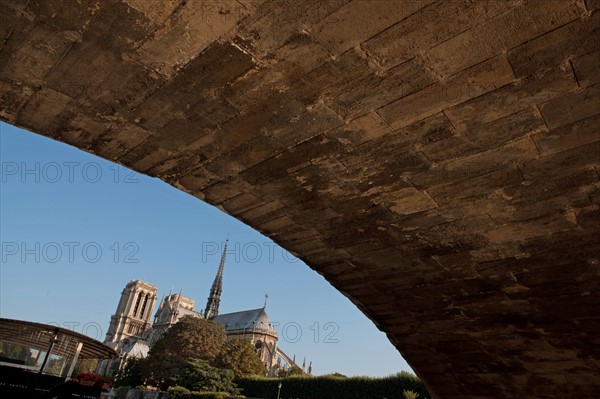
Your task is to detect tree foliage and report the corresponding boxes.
[0,342,34,365]
[213,339,265,378]
[114,357,145,387]
[175,358,239,394]
[72,358,99,376]
[141,316,227,388]
[322,372,347,378]
[277,365,304,377]
[169,387,242,399]
[403,390,419,399]
[397,370,420,383]
[44,358,65,375]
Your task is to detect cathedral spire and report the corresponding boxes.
[204,239,228,318]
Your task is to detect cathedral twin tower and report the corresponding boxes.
[103,279,158,347]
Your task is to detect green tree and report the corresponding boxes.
[213,339,265,378]
[277,365,304,377]
[114,357,145,387]
[141,316,227,388]
[403,390,419,399]
[0,342,34,365]
[322,372,347,378]
[397,370,420,382]
[72,358,99,375]
[175,358,239,394]
[44,357,65,375]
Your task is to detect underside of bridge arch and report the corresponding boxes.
[1,0,599,397]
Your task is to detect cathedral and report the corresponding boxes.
[99,241,300,377]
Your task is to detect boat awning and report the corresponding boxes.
[0,318,117,359]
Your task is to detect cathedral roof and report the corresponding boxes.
[122,339,150,358]
[212,308,275,334]
[177,307,202,319]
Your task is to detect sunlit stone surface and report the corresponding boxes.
[1,1,599,397]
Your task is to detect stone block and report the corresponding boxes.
[377,55,515,129]
[572,50,600,88]
[519,140,600,180]
[267,102,344,148]
[202,178,250,205]
[176,165,221,194]
[393,113,456,149]
[136,41,253,128]
[221,192,263,216]
[586,0,600,10]
[0,80,33,123]
[503,168,598,206]
[45,29,125,103]
[237,199,286,226]
[380,187,438,216]
[147,153,203,180]
[0,24,74,87]
[539,83,600,129]
[136,0,251,76]
[460,107,547,147]
[311,0,434,55]
[411,138,539,189]
[0,1,31,52]
[426,0,584,78]
[123,0,179,25]
[224,32,329,111]
[26,0,101,32]
[428,168,523,206]
[59,113,108,150]
[326,58,436,120]
[187,97,239,128]
[420,135,479,164]
[236,0,348,56]
[363,0,517,71]
[154,118,213,151]
[484,213,577,244]
[16,87,72,134]
[532,113,600,156]
[445,67,577,131]
[118,139,173,174]
[328,112,392,146]
[88,60,163,117]
[508,11,599,78]
[190,92,305,161]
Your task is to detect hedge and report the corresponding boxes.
[237,374,430,399]
[168,385,244,399]
[171,393,231,399]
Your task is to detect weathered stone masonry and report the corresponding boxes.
[1,1,599,397]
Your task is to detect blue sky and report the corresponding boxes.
[0,121,412,376]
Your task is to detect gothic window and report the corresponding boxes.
[140,293,150,318]
[133,291,143,316]
[254,340,263,358]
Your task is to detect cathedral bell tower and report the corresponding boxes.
[104,279,157,349]
[204,240,228,318]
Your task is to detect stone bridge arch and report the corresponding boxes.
[1,1,599,397]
